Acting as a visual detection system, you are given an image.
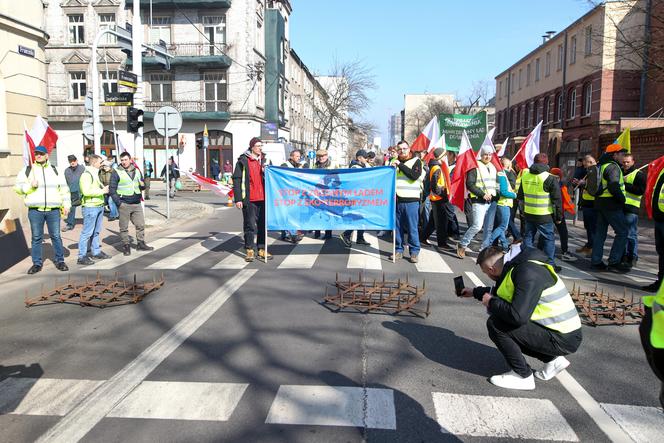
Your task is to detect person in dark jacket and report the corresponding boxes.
[590,144,630,273]
[340,149,370,247]
[420,148,453,251]
[571,155,597,256]
[233,137,270,262]
[642,170,664,292]
[279,150,303,243]
[160,157,180,198]
[63,154,85,231]
[516,154,563,270]
[621,154,646,267]
[460,244,582,390]
[501,158,521,243]
[210,159,221,180]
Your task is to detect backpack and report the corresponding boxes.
[584,164,603,197]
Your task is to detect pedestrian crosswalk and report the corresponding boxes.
[1,376,661,441]
[78,231,461,273]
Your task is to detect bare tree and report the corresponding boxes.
[405,97,454,141]
[310,59,377,151]
[456,80,495,114]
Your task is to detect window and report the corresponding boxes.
[68,14,85,44]
[510,73,515,94]
[518,68,522,90]
[545,51,551,76]
[557,44,563,71]
[150,73,172,101]
[570,35,577,64]
[101,71,117,96]
[528,102,534,127]
[568,88,576,119]
[255,19,264,53]
[526,63,531,86]
[585,26,592,56]
[204,72,227,111]
[99,13,116,44]
[535,99,541,123]
[516,107,521,130]
[543,97,550,124]
[556,93,563,121]
[256,77,264,108]
[203,16,226,55]
[149,17,172,44]
[583,82,592,116]
[69,71,86,100]
[535,58,540,81]
[498,80,503,98]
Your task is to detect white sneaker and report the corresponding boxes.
[489,370,536,390]
[534,356,570,381]
[561,252,578,262]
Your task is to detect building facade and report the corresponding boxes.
[403,93,455,142]
[494,0,647,173]
[388,112,402,146]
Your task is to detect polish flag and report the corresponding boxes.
[30,115,58,153]
[22,122,35,167]
[513,121,542,171]
[423,132,446,163]
[645,154,664,219]
[449,130,479,211]
[476,128,503,171]
[496,137,509,157]
[411,116,439,152]
[181,169,234,198]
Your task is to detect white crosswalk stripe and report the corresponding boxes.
[147,232,239,269]
[600,403,664,443]
[415,247,453,273]
[86,232,197,270]
[465,271,486,287]
[346,233,382,270]
[0,378,103,416]
[212,236,277,269]
[278,236,326,269]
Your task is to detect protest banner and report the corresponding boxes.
[265,166,396,231]
[438,111,487,151]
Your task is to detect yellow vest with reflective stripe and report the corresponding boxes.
[656,169,664,213]
[469,161,497,199]
[624,169,642,208]
[429,165,445,202]
[79,167,105,207]
[582,188,595,202]
[643,282,664,348]
[116,167,142,196]
[496,260,582,334]
[497,171,514,208]
[599,162,625,198]
[396,156,423,199]
[522,170,553,216]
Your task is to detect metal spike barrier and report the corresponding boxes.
[570,282,644,326]
[322,273,429,318]
[25,274,165,308]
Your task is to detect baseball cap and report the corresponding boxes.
[433,147,446,159]
[34,145,48,154]
[606,143,627,153]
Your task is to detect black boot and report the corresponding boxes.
[123,244,131,256]
[136,241,154,251]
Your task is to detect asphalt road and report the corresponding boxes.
[0,201,662,442]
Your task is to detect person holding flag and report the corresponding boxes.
[391,140,424,263]
[641,154,664,292]
[621,153,646,268]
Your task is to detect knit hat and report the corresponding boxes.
[605,143,627,153]
[249,137,262,148]
[34,145,48,154]
[550,167,562,177]
[433,147,446,159]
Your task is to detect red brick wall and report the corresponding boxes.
[599,126,664,165]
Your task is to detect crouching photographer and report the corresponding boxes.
[459,244,583,390]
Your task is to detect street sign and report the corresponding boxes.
[154,106,182,137]
[118,70,138,89]
[307,150,315,160]
[260,122,278,141]
[103,92,133,106]
[82,118,102,141]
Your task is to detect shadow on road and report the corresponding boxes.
[0,363,44,415]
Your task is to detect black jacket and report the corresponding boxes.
[160,164,180,180]
[109,165,144,206]
[466,165,496,204]
[595,153,626,211]
[472,247,556,326]
[233,150,265,204]
[396,156,422,203]
[623,165,646,214]
[516,163,563,223]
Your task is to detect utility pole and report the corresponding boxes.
[132,0,144,164]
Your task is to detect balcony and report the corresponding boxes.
[131,43,232,69]
[126,0,230,8]
[144,101,230,121]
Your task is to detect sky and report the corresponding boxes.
[289,0,595,148]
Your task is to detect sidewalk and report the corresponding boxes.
[2,184,214,280]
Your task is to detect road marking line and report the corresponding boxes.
[347,234,382,270]
[212,237,276,269]
[108,381,248,421]
[626,274,652,284]
[465,271,485,287]
[86,232,197,270]
[147,232,239,269]
[556,371,633,443]
[432,392,578,441]
[278,237,326,269]
[266,385,396,429]
[415,247,453,273]
[0,378,103,416]
[36,269,257,443]
[600,403,664,443]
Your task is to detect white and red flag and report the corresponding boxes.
[513,121,542,171]
[22,122,35,166]
[449,130,479,211]
[410,115,440,152]
[423,132,446,163]
[476,127,503,171]
[30,115,58,153]
[181,169,234,199]
[496,137,509,157]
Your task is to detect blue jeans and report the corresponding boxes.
[65,205,78,228]
[460,202,490,248]
[28,208,65,266]
[507,205,521,241]
[421,198,432,228]
[480,201,497,249]
[396,201,420,255]
[108,197,119,218]
[524,220,556,266]
[489,205,511,250]
[78,206,104,259]
[625,212,639,259]
[591,209,628,266]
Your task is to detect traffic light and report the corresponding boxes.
[196,138,203,150]
[127,107,144,133]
